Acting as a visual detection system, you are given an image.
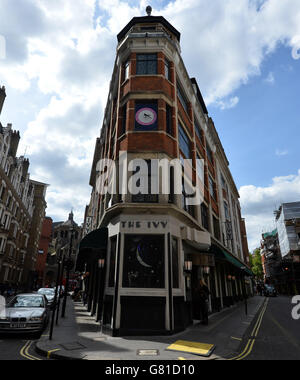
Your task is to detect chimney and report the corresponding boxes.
[0,86,6,115]
[22,158,30,180]
[9,130,20,158]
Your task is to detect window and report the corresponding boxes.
[201,203,210,231]
[177,83,188,113]
[124,60,130,81]
[195,120,203,141]
[165,59,171,81]
[171,238,179,289]
[182,181,195,218]
[121,104,127,135]
[132,160,158,203]
[213,216,221,241]
[136,54,157,75]
[108,236,117,287]
[206,143,213,164]
[122,234,165,288]
[224,201,230,220]
[179,124,191,159]
[166,104,172,135]
[209,176,217,200]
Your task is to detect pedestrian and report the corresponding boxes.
[196,279,210,325]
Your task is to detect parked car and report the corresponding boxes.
[0,293,50,334]
[37,288,55,305]
[264,285,277,297]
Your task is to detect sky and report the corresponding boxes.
[0,0,300,251]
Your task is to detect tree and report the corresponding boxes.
[250,248,264,280]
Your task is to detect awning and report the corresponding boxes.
[76,228,108,271]
[212,245,253,276]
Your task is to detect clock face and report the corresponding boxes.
[135,107,157,126]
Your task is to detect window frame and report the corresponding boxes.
[136,53,158,75]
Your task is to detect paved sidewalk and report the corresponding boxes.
[35,296,265,360]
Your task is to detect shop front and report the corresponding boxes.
[101,215,211,336]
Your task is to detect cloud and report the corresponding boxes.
[264,71,275,84]
[275,149,288,157]
[1,0,300,224]
[240,170,300,251]
[215,97,239,110]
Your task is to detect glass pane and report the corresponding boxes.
[172,238,179,288]
[123,235,165,288]
[147,60,157,74]
[108,237,117,287]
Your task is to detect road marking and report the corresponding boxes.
[231,337,242,341]
[47,348,61,359]
[228,298,269,361]
[20,340,42,361]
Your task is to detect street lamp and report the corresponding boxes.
[61,229,75,318]
[184,260,193,273]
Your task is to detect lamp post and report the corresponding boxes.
[61,229,74,318]
[49,248,63,341]
[240,266,248,316]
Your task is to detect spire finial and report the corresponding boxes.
[146,5,152,16]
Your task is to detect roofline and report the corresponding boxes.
[190,78,208,115]
[117,16,181,43]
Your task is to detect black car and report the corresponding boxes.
[263,285,277,297]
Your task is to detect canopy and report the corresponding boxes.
[76,228,108,271]
[212,244,253,276]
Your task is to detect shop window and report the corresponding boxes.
[136,54,157,75]
[122,234,165,288]
[172,237,179,289]
[108,236,117,287]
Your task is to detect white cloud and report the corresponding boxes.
[1,0,300,224]
[264,71,275,84]
[215,97,239,110]
[275,149,288,157]
[240,170,300,251]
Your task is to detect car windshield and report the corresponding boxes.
[8,295,45,308]
[38,289,54,295]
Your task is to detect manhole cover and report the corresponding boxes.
[137,349,159,356]
[60,342,86,351]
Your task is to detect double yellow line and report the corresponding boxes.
[229,298,269,361]
[20,340,42,361]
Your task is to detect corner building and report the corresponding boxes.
[80,12,252,336]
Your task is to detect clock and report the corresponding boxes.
[135,107,157,126]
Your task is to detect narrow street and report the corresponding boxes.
[239,296,300,360]
[0,334,46,360]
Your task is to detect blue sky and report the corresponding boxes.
[210,44,300,188]
[0,0,300,250]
